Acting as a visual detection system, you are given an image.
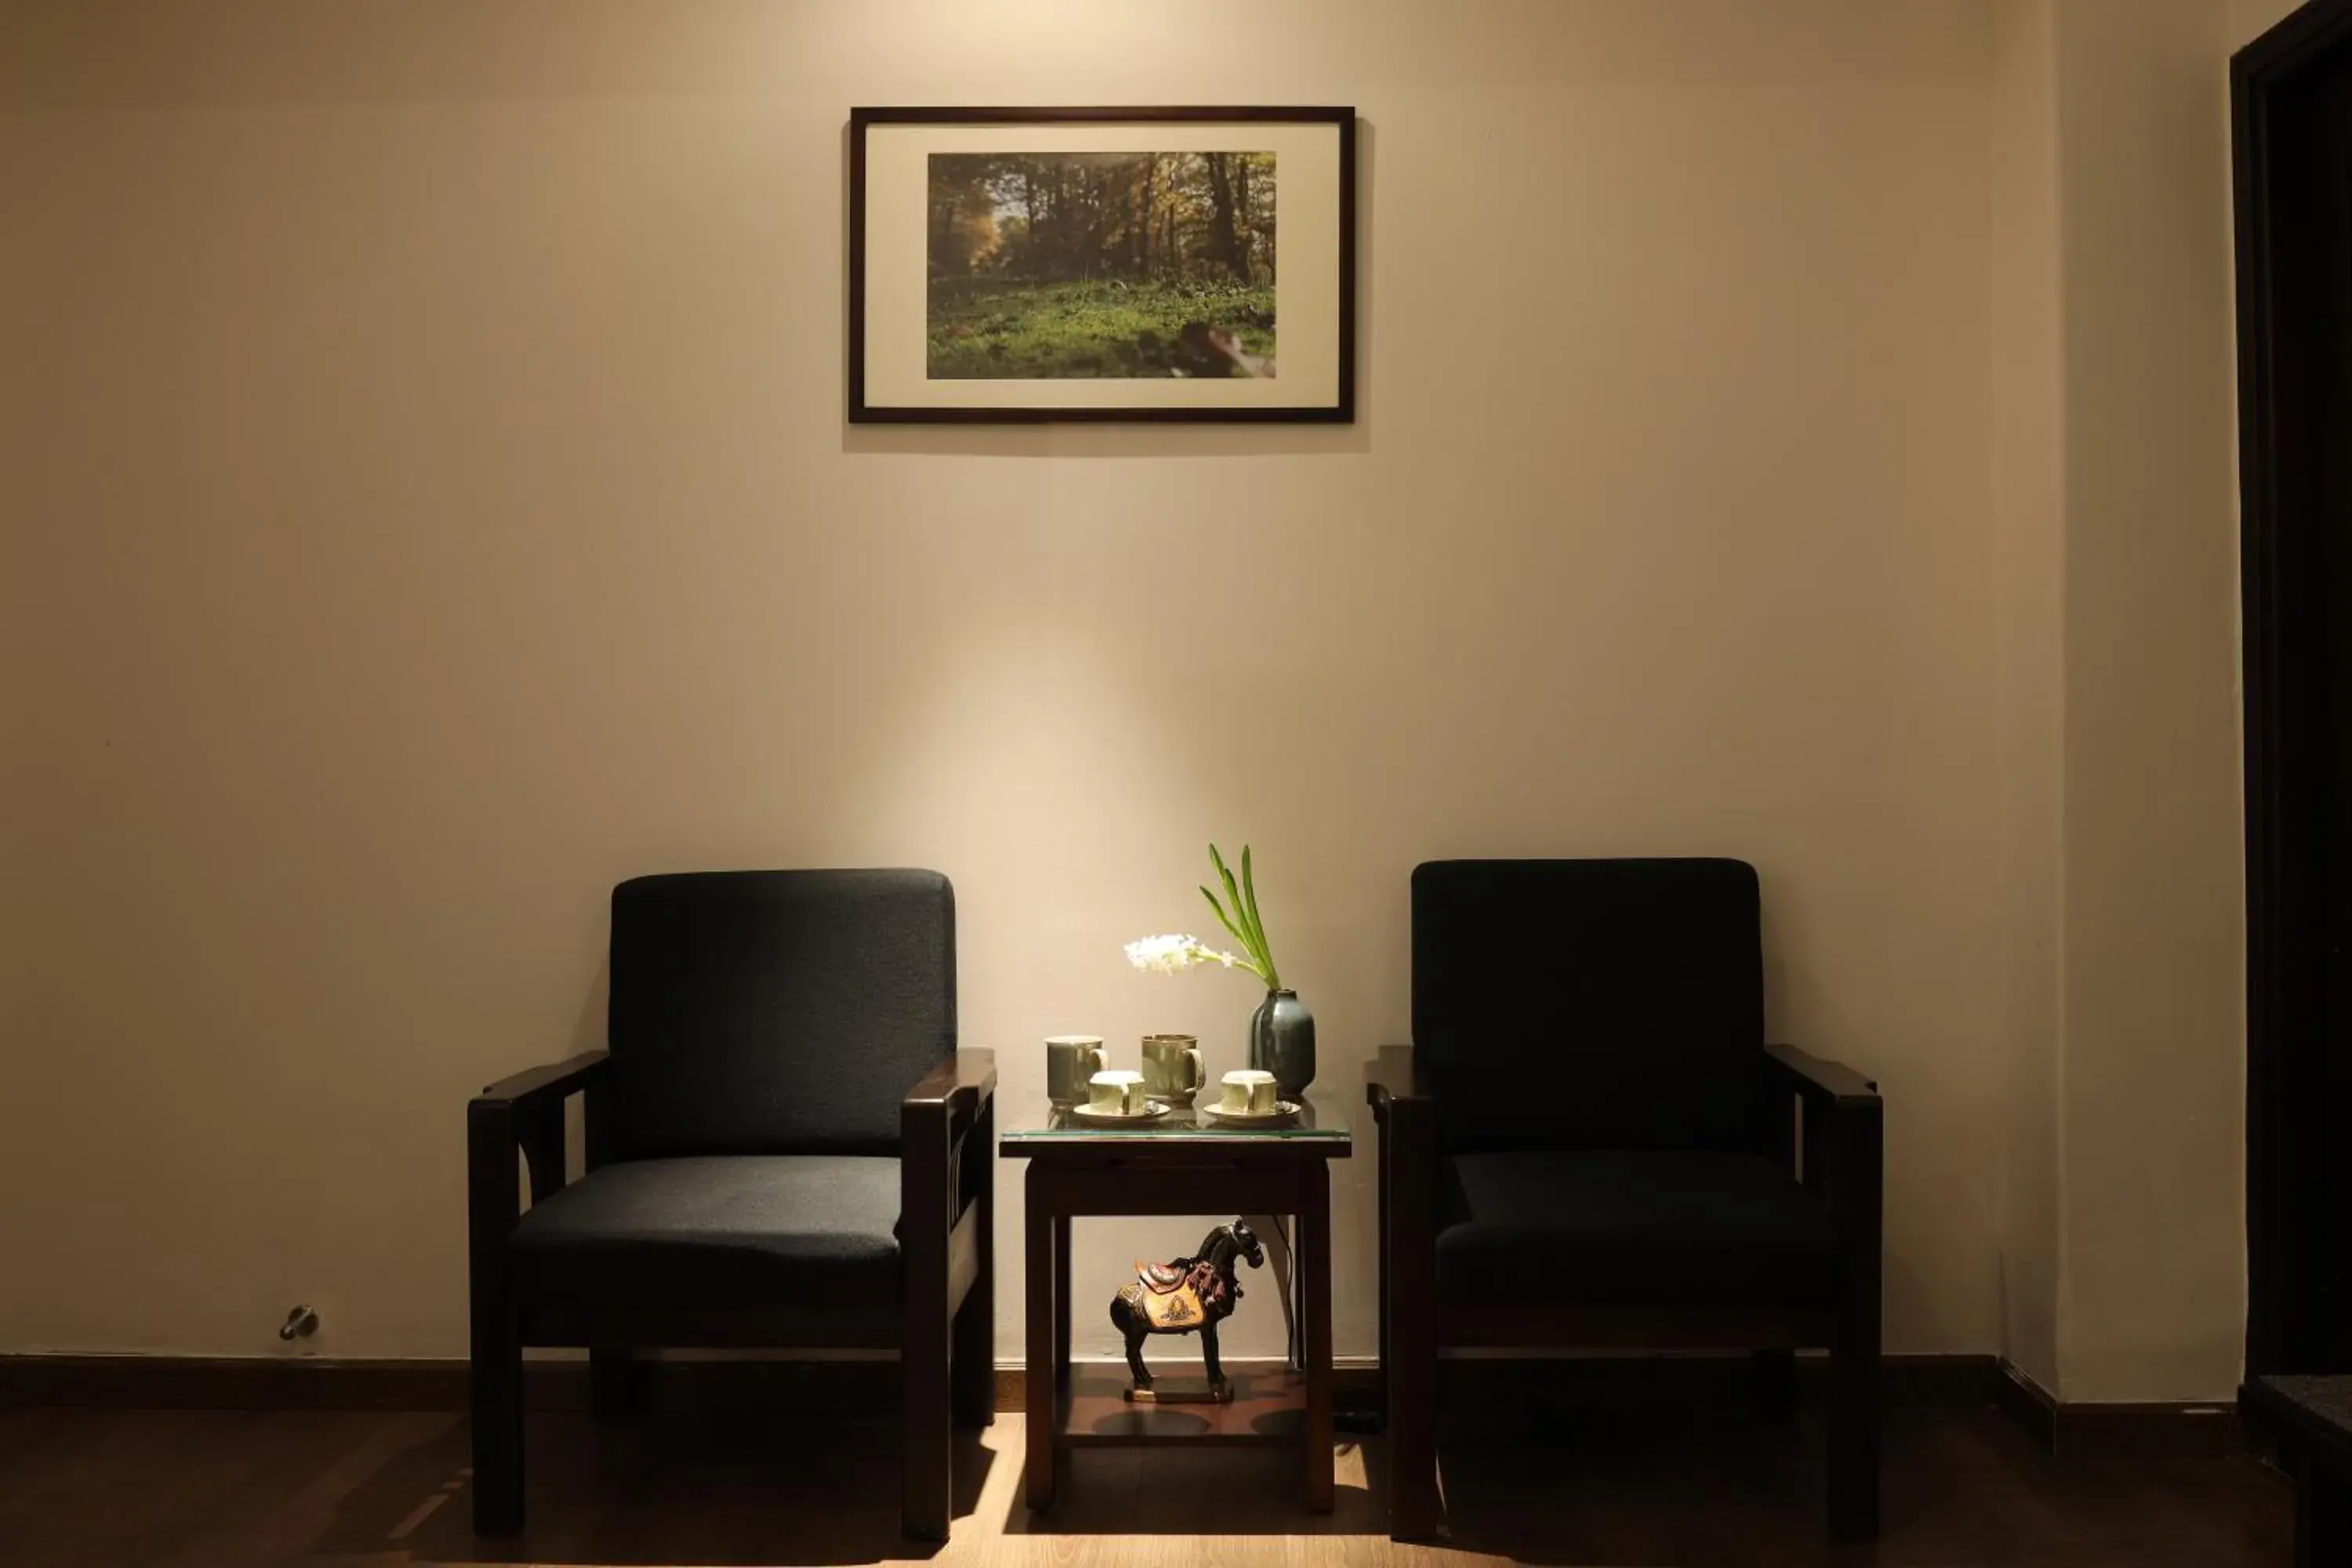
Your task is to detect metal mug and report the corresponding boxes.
[1046,1035,1107,1107]
[1141,1033,1205,1106]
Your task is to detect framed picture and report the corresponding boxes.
[848,106,1356,424]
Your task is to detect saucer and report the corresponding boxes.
[1067,1099,1173,1127]
[1199,1099,1302,1127]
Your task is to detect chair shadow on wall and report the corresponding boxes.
[310,1410,993,1566]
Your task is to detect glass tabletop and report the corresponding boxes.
[1000,1088,1350,1145]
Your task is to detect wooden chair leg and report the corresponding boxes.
[902,1325,952,1539]
[470,1316,524,1535]
[1824,1088,1882,1541]
[902,1079,956,1540]
[1751,1348,1798,1421]
[1375,1139,1392,1425]
[952,1272,994,1428]
[1388,1303,1439,1537]
[1385,1107,1440,1540]
[589,1347,641,1421]
[953,1097,995,1430]
[1828,1317,1880,1539]
[2296,1453,2352,1568]
[466,1102,527,1536]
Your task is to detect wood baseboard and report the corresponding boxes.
[1994,1359,2061,1450]
[0,1349,2251,1456]
[2,1352,1957,1417]
[1993,1360,2243,1458]
[0,1355,910,1415]
[1428,1350,1998,1414]
[0,1355,476,1412]
[0,1350,1988,1417]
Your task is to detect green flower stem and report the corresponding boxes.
[1199,884,1260,977]
[1205,843,1282,993]
[1240,845,1279,992]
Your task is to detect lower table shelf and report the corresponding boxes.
[1058,1367,1307,1448]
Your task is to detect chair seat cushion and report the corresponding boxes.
[1435,1151,1838,1309]
[507,1156,901,1312]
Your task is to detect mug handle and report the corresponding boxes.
[1182,1046,1204,1094]
[1086,1045,1106,1078]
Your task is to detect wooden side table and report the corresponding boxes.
[1000,1094,1352,1512]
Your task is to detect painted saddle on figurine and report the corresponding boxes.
[1120,1258,1227,1331]
[1109,1221,1265,1391]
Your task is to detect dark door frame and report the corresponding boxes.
[2235,0,2352,1379]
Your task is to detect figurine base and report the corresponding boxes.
[1123,1378,1235,1405]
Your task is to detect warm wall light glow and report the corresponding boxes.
[0,1,2250,1406]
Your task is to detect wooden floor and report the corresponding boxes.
[0,1400,2293,1567]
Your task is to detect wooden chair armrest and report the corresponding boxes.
[475,1050,611,1116]
[1763,1040,1878,1106]
[1365,1044,1433,1117]
[468,1051,608,1258]
[1762,1043,1882,1258]
[1366,1044,1439,1244]
[898,1053,993,1316]
[903,1048,997,1149]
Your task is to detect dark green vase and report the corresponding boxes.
[1249,989,1316,1099]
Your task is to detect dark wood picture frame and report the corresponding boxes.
[2233,0,2352,1382]
[848,106,1356,424]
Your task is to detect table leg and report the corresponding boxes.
[1375,1123,1391,1420]
[1025,1170,1057,1512]
[1053,1212,1073,1396]
[1289,1214,1304,1372]
[1300,1178,1335,1512]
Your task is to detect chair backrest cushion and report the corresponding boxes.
[606,869,955,1158]
[1412,858,1762,1152]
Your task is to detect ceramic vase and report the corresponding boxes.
[1248,988,1316,1099]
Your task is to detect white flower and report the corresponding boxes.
[1126,934,1203,974]
[1124,934,1247,975]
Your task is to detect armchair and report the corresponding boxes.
[467,869,995,1541]
[1367,858,1882,1540]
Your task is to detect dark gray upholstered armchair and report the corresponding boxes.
[1367,859,1882,1540]
[466,869,995,1541]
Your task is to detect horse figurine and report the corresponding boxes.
[1109,1219,1265,1399]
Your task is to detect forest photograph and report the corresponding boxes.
[926,151,1276,381]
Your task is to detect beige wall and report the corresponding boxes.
[2235,0,2309,45]
[0,0,2251,1395]
[0,0,2002,1364]
[2050,0,2245,1405]
[1984,0,2250,1405]
[1988,0,2067,1397]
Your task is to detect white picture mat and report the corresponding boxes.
[860,120,1342,411]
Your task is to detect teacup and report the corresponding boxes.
[1089,1069,1150,1116]
[1046,1035,1106,1107]
[1219,1069,1279,1116]
[1141,1033,1204,1106]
